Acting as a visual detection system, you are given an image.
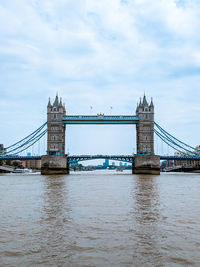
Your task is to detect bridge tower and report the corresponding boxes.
[136,94,154,154]
[41,94,69,175]
[133,95,160,174]
[47,94,66,156]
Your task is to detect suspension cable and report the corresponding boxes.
[154,125,198,156]
[154,122,197,151]
[0,122,47,152]
[0,129,47,157]
[154,129,198,158]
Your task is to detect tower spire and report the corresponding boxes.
[47,97,51,107]
[150,97,154,107]
[53,93,59,107]
[59,97,62,107]
[142,94,148,106]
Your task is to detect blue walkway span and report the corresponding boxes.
[62,115,140,124]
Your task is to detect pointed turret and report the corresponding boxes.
[53,93,59,107]
[136,103,139,112]
[142,93,148,107]
[150,97,154,107]
[63,103,66,113]
[139,97,142,108]
[59,97,62,107]
[47,97,52,107]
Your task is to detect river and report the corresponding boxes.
[0,170,200,266]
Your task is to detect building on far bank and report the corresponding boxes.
[0,144,6,155]
[174,146,200,168]
[22,159,41,170]
[103,159,109,167]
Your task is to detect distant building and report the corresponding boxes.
[174,147,200,168]
[103,159,109,167]
[0,144,6,155]
[195,145,200,152]
[22,159,41,170]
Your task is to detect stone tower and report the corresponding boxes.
[133,95,160,174]
[136,94,154,155]
[47,94,66,156]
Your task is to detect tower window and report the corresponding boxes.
[51,135,59,141]
[51,126,59,131]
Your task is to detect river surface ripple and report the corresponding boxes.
[0,171,200,266]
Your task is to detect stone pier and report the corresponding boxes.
[41,155,69,175]
[132,155,160,175]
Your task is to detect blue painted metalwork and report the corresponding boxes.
[68,155,133,163]
[160,156,200,160]
[154,122,200,156]
[0,127,47,158]
[62,114,140,124]
[154,129,189,156]
[155,122,197,151]
[1,154,200,162]
[0,156,42,160]
[0,122,47,152]
[1,119,199,163]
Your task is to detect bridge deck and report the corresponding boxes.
[62,115,140,124]
[1,155,200,161]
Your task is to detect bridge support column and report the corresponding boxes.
[41,155,69,175]
[132,155,160,175]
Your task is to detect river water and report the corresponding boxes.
[0,170,200,266]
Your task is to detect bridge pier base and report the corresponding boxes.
[41,155,69,175]
[132,155,160,175]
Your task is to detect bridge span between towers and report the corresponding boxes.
[62,115,140,124]
[1,155,200,163]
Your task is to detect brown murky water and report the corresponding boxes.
[0,170,200,266]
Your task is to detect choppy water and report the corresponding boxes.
[0,170,200,266]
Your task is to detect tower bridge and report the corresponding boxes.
[41,94,160,175]
[1,93,199,175]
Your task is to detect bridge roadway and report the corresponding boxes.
[62,115,140,124]
[1,155,200,163]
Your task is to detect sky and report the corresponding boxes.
[0,0,200,156]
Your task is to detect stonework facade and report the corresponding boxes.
[47,94,66,156]
[133,154,160,174]
[41,155,69,175]
[136,95,154,155]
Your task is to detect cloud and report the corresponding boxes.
[0,0,200,155]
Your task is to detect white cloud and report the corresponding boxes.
[0,0,200,155]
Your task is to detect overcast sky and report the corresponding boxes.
[0,0,200,156]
